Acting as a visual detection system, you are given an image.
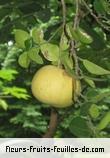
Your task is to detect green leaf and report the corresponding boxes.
[97,111,110,131]
[31,27,44,44]
[14,29,30,48]
[69,116,92,137]
[41,42,59,61]
[68,25,93,44]
[84,78,95,88]
[90,28,105,50]
[0,69,18,81]
[23,120,47,132]
[28,47,43,64]
[92,92,110,103]
[0,8,11,20]
[80,103,91,116]
[23,107,42,117]
[89,104,100,119]
[0,99,8,110]
[68,24,79,40]
[3,87,30,99]
[76,28,93,44]
[60,33,69,51]
[60,51,73,69]
[25,38,33,50]
[66,23,73,39]
[18,52,30,68]
[94,0,106,15]
[83,59,110,75]
[94,27,106,41]
[103,1,110,14]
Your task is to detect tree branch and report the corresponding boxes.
[74,0,80,29]
[43,108,58,138]
[82,0,110,31]
[61,0,66,27]
[70,0,81,76]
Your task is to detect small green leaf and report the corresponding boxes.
[60,33,69,51]
[66,23,77,39]
[14,29,30,48]
[60,51,73,69]
[69,116,92,137]
[92,92,110,103]
[94,27,106,40]
[68,24,93,44]
[90,27,105,50]
[23,107,42,117]
[25,38,33,50]
[28,47,43,64]
[31,27,44,44]
[84,78,95,88]
[83,59,110,75]
[3,87,30,99]
[18,52,30,68]
[76,28,93,44]
[68,24,79,40]
[89,104,100,119]
[0,99,8,110]
[102,1,110,14]
[94,0,106,15]
[97,111,110,131]
[0,69,18,81]
[41,43,59,61]
[80,103,91,116]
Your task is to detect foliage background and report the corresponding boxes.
[0,0,110,138]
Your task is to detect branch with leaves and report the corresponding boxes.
[82,0,110,31]
[70,0,81,76]
[42,0,67,138]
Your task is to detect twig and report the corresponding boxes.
[61,0,66,27]
[43,108,58,138]
[58,0,67,68]
[70,0,81,76]
[82,0,110,31]
[60,0,70,39]
[70,41,80,76]
[74,0,80,29]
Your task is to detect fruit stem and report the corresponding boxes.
[42,108,58,138]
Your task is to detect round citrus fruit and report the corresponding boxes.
[31,65,80,108]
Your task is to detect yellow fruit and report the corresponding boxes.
[31,65,80,108]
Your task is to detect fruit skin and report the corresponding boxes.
[31,65,75,108]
